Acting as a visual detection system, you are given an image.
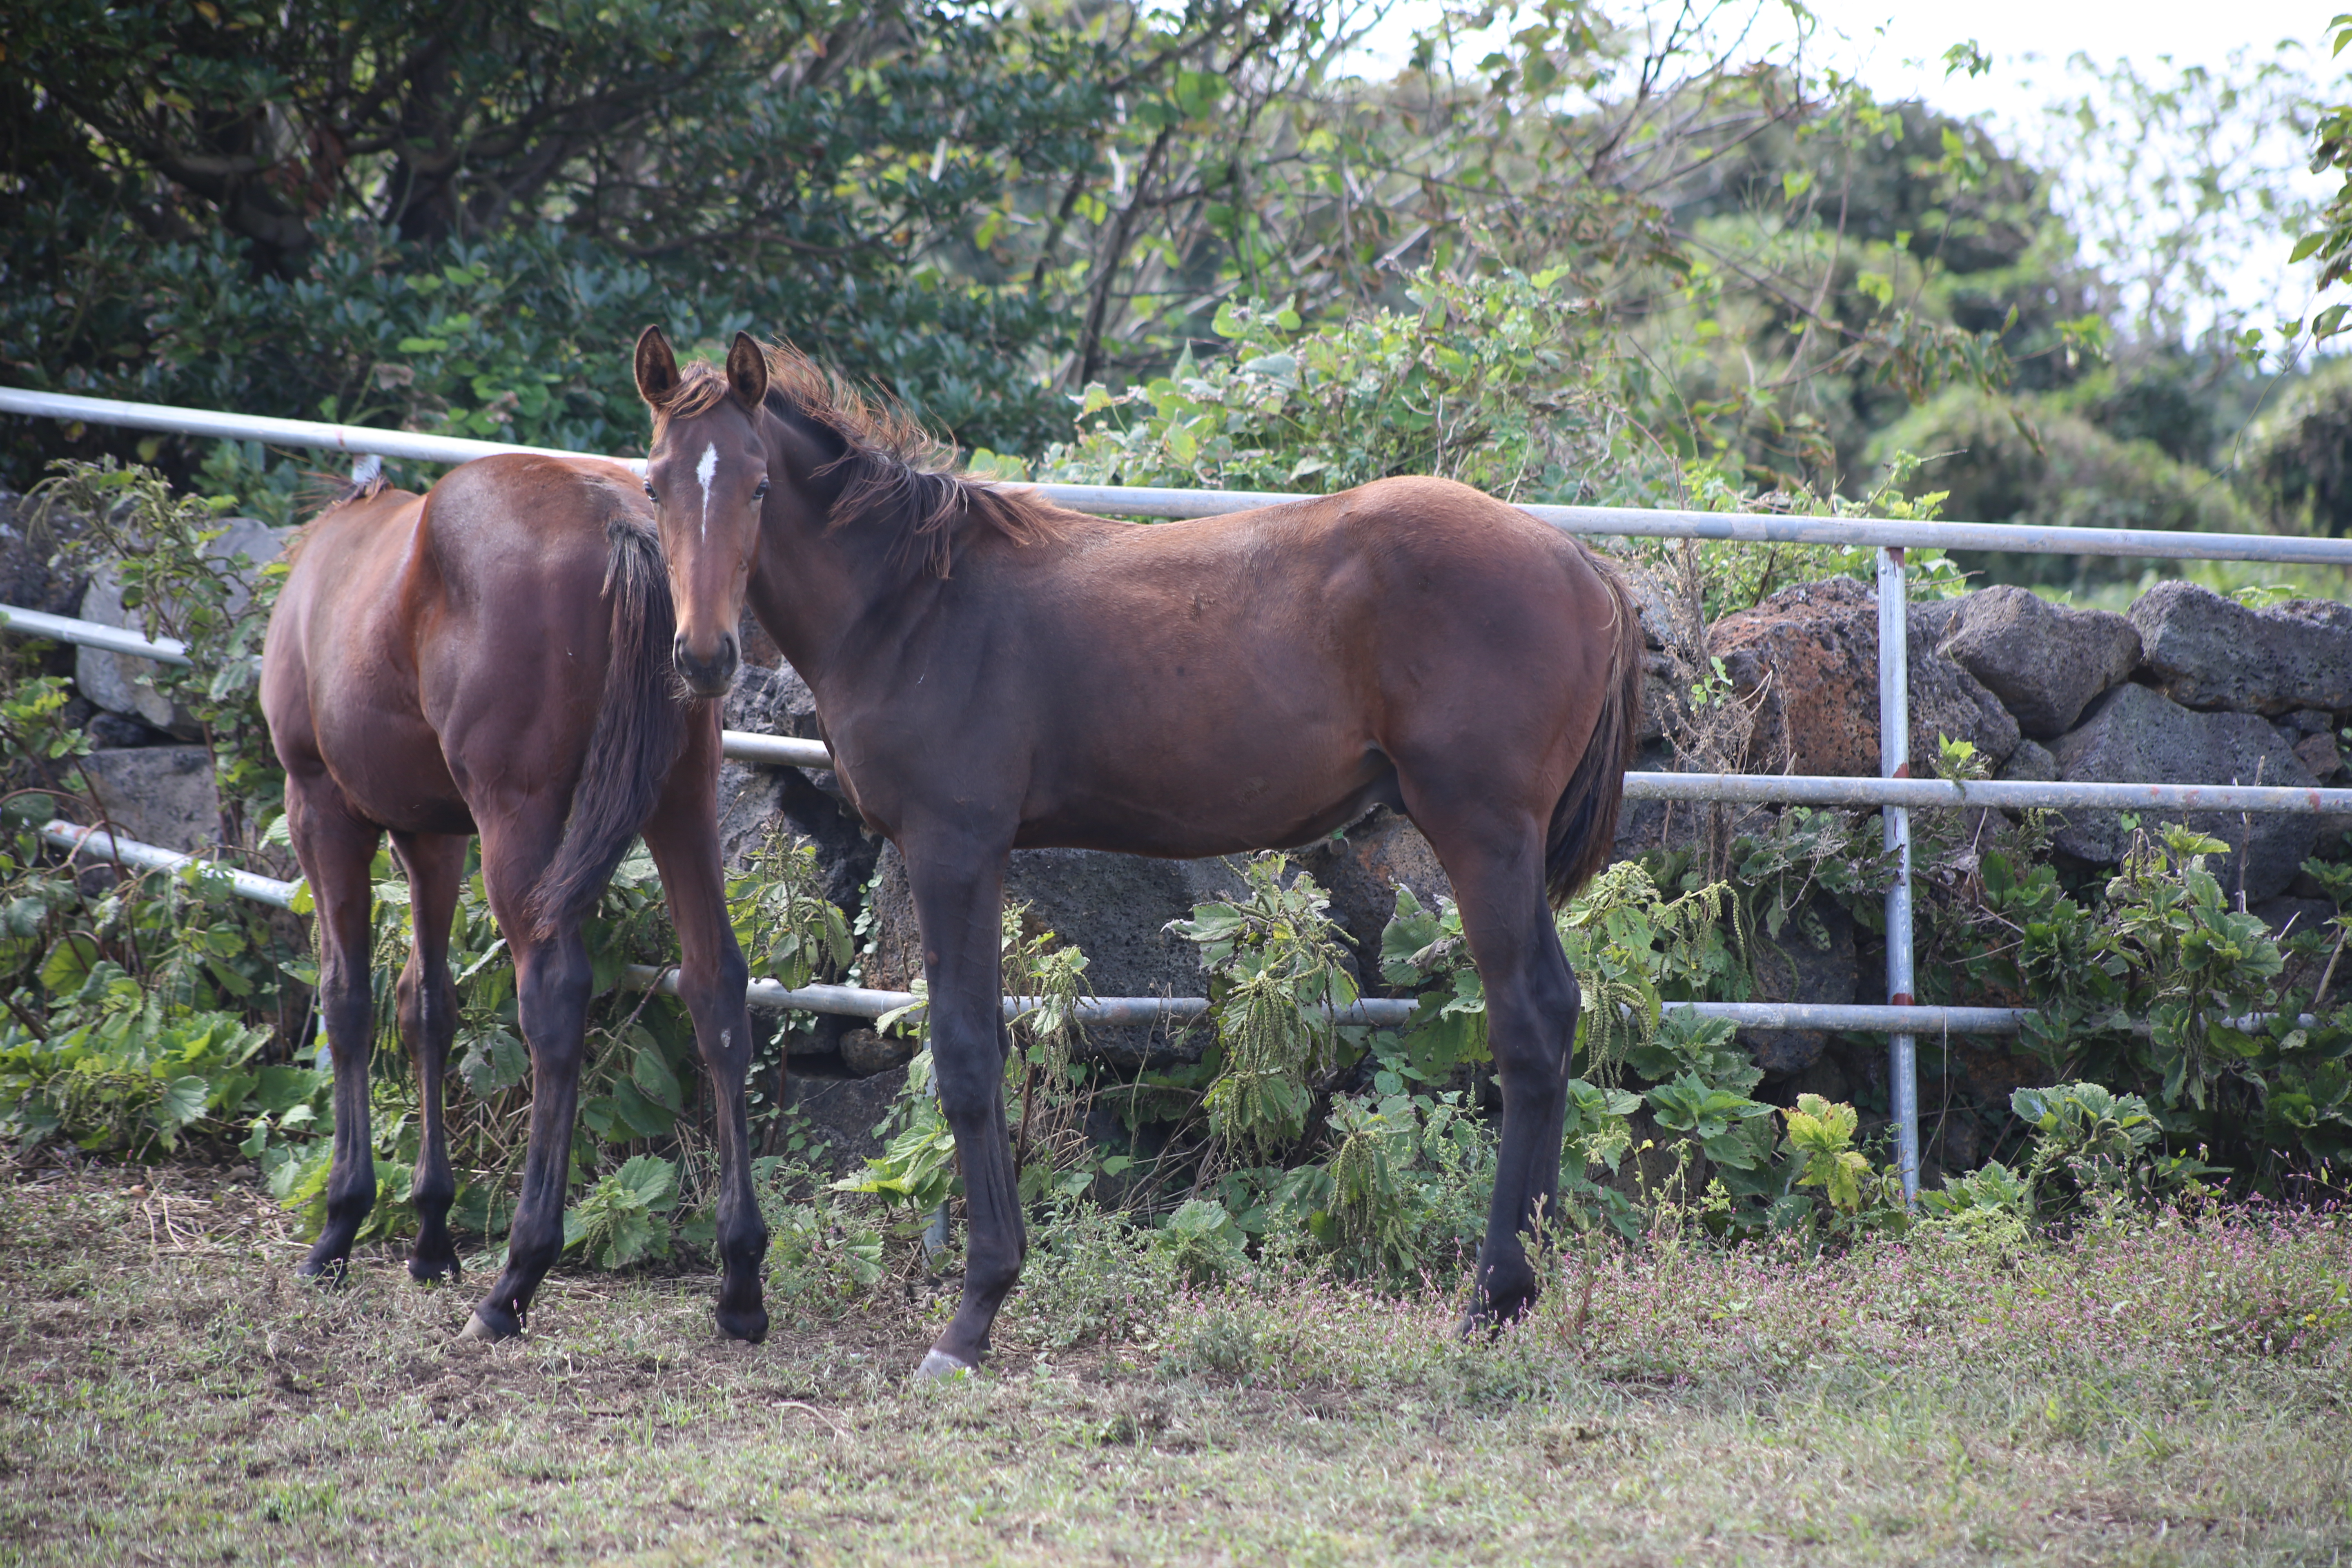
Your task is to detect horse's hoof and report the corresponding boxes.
[297,1254,349,1287]
[409,1254,461,1286]
[717,1305,769,1345]
[916,1349,973,1380]
[460,1303,521,1342]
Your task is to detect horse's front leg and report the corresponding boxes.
[900,827,1020,1377]
[641,719,768,1342]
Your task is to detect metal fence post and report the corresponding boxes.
[1876,547,1920,1201]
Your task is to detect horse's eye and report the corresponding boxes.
[752,479,770,503]
[643,481,657,502]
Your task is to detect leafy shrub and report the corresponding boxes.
[1156,1198,1251,1287]
[1015,1201,1180,1351]
[761,1197,889,1309]
[831,1049,960,1220]
[1288,1087,1495,1283]
[1920,1159,2034,1224]
[0,1001,272,1157]
[1040,267,1661,507]
[1169,856,1359,1157]
[563,1155,680,1271]
[2011,1082,2174,1216]
[1870,387,2258,589]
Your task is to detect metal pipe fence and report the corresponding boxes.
[10,383,2352,1200]
[11,383,2352,563]
[39,819,2325,1042]
[32,819,2044,1033]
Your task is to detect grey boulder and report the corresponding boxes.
[1931,585,2142,738]
[2130,580,2352,715]
[75,517,292,733]
[76,745,222,855]
[2046,682,2319,901]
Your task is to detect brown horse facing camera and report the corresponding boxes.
[260,457,768,1343]
[637,328,1643,1376]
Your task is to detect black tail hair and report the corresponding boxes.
[525,517,685,938]
[1544,546,1644,907]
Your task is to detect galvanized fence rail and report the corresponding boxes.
[8,383,2352,1196]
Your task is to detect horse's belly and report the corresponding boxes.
[312,707,475,837]
[1015,753,1401,858]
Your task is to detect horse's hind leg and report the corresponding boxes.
[641,724,768,1342]
[283,773,385,1282]
[461,823,591,1339]
[1403,793,1580,1327]
[392,831,468,1284]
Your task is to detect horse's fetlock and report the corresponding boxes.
[410,1171,457,1212]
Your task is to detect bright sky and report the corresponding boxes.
[1350,1,2346,339]
[1352,0,2334,105]
[1716,0,2328,120]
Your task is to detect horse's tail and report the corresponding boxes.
[1544,545,1644,908]
[526,517,685,939]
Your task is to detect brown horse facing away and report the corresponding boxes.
[636,328,1643,1376]
[260,457,768,1342]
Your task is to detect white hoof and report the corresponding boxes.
[917,1349,973,1380]
[458,1312,501,1342]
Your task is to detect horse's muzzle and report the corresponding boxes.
[673,631,739,697]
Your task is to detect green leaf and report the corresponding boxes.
[630,1045,684,1111]
[38,933,100,995]
[255,1064,323,1115]
[152,1075,209,1141]
[606,1079,676,1140]
[613,1154,679,1212]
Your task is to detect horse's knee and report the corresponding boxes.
[931,1033,1006,1116]
[516,944,592,1042]
[1543,963,1581,1021]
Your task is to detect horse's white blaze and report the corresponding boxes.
[695,442,718,542]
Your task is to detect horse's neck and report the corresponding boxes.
[747,411,894,690]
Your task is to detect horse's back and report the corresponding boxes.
[859,474,1626,854]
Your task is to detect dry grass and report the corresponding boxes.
[2,1159,2349,1566]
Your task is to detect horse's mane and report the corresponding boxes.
[282,472,394,570]
[659,344,1060,578]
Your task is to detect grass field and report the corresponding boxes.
[2,1160,2349,1566]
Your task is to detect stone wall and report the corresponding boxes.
[703,578,2348,1118]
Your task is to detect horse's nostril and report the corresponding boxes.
[670,630,737,693]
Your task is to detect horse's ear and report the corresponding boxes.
[726,331,770,410]
[635,325,681,408]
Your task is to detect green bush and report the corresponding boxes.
[0,1001,275,1158]
[1870,387,2258,589]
